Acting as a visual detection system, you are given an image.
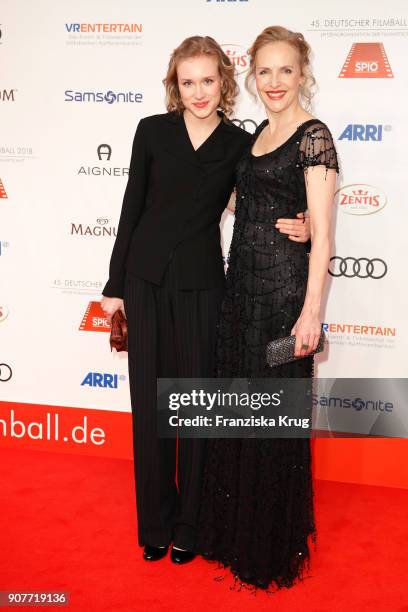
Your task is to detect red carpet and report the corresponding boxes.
[1,447,408,612]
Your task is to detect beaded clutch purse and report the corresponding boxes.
[266,328,325,368]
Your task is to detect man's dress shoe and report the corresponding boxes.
[143,544,169,561]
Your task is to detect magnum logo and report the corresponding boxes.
[339,43,393,78]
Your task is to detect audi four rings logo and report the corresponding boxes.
[232,118,258,133]
[0,363,12,382]
[329,257,387,279]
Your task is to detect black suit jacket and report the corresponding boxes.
[102,111,251,297]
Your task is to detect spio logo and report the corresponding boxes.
[79,302,110,333]
[0,305,9,322]
[0,363,12,382]
[81,372,125,388]
[339,124,391,142]
[329,257,387,279]
[97,144,112,160]
[65,90,143,104]
[221,44,249,74]
[0,178,8,198]
[232,118,258,133]
[336,184,387,215]
[339,43,393,78]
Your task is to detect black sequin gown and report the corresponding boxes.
[196,119,339,590]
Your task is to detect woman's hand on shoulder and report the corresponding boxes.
[275,211,310,242]
[100,296,125,325]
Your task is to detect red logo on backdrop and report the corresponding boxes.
[0,178,8,198]
[339,43,393,78]
[221,44,249,75]
[79,301,110,333]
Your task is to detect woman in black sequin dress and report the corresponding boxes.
[196,27,339,590]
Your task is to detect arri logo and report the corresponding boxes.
[65,90,143,104]
[79,302,110,333]
[81,372,126,388]
[339,124,391,141]
[339,43,393,78]
[336,184,387,215]
[0,89,16,102]
[0,178,7,198]
[221,44,249,75]
[0,305,9,322]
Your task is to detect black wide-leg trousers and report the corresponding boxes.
[123,257,224,550]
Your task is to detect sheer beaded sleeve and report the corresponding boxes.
[298,122,339,174]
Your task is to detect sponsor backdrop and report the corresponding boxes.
[1,0,408,486]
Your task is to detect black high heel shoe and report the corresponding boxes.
[143,544,169,561]
[170,546,196,565]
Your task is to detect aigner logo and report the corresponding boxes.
[97,144,112,161]
[329,257,387,279]
[336,184,387,215]
[77,145,128,177]
[232,118,258,133]
[339,43,393,78]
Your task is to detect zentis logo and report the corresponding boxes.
[0,178,8,198]
[221,44,249,74]
[336,184,387,215]
[339,43,393,78]
[79,302,110,333]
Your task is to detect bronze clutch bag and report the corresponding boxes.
[266,328,325,367]
[109,310,128,352]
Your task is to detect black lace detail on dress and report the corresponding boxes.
[196,118,338,592]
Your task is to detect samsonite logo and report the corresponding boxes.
[79,302,110,332]
[81,372,126,388]
[339,124,391,142]
[336,184,387,215]
[339,43,393,78]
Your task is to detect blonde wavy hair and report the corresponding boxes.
[245,26,316,109]
[163,36,239,117]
